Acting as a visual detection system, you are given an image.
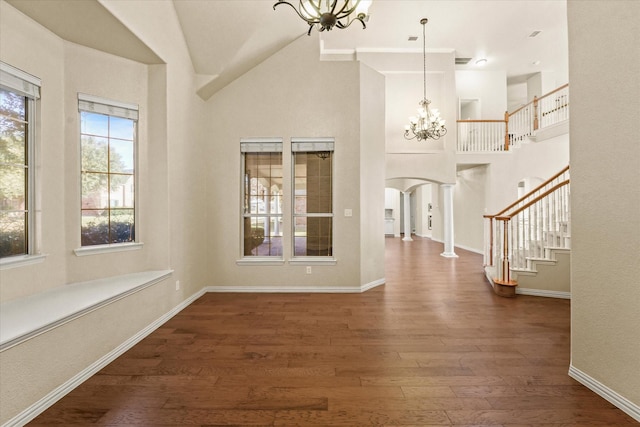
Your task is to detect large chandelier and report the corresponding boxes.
[274,0,371,36]
[404,18,447,141]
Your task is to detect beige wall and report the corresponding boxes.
[568,0,640,407]
[359,63,386,286]
[204,34,384,290]
[0,1,206,422]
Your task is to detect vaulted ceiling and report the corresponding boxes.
[6,0,568,98]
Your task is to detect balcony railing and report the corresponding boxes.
[457,84,569,153]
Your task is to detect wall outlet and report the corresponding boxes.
[175,280,180,291]
[306,266,312,274]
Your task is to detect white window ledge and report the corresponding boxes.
[0,269,172,352]
[236,258,286,266]
[289,257,337,266]
[74,242,143,257]
[0,254,47,270]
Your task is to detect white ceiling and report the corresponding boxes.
[7,0,568,95]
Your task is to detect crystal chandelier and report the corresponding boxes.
[404,18,447,141]
[273,0,371,36]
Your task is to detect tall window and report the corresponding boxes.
[0,62,40,259]
[241,139,283,257]
[292,138,334,257]
[79,94,138,246]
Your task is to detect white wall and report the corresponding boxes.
[568,0,640,410]
[453,166,487,252]
[456,70,508,119]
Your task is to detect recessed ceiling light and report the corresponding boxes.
[408,36,418,41]
[532,60,541,65]
[529,30,542,38]
[475,58,487,65]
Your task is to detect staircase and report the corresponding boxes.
[484,166,571,298]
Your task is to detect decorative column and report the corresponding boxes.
[402,191,412,241]
[440,184,458,257]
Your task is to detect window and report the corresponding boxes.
[0,62,40,259]
[241,138,283,257]
[79,94,138,246]
[292,138,334,257]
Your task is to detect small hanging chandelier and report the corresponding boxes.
[273,0,371,36]
[404,18,447,141]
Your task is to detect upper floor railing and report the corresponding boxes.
[457,84,569,153]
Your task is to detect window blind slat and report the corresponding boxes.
[291,141,334,152]
[78,93,138,120]
[240,138,283,153]
[0,62,41,99]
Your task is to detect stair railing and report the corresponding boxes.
[457,84,570,153]
[484,166,570,277]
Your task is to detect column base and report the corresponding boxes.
[440,251,459,258]
[402,237,413,242]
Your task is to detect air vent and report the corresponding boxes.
[455,57,472,65]
[408,36,418,41]
[529,30,542,38]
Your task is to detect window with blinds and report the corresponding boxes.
[292,138,334,257]
[241,138,283,257]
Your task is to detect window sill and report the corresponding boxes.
[74,242,143,257]
[289,257,337,266]
[0,254,47,271]
[236,257,285,266]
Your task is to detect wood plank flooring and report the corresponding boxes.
[29,237,638,426]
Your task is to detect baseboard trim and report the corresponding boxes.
[205,279,386,294]
[569,365,640,422]
[516,287,571,299]
[2,288,207,427]
[428,238,482,255]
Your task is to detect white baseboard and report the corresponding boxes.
[569,365,640,423]
[427,238,482,256]
[205,278,386,294]
[3,288,207,427]
[516,287,571,299]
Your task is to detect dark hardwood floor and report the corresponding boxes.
[29,237,638,426]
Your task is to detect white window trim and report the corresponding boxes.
[291,137,335,259]
[74,242,144,257]
[1,62,40,263]
[236,257,286,266]
[78,94,139,249]
[288,257,337,266]
[240,138,284,260]
[0,254,47,270]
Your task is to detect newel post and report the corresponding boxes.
[504,111,510,151]
[533,95,539,130]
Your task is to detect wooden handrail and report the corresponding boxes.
[507,83,570,117]
[456,119,506,123]
[538,83,569,102]
[487,165,570,218]
[495,179,570,220]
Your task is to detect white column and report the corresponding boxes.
[402,191,412,241]
[440,184,458,257]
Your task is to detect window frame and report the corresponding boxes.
[75,93,140,253]
[239,138,284,263]
[0,61,42,267]
[290,137,335,262]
